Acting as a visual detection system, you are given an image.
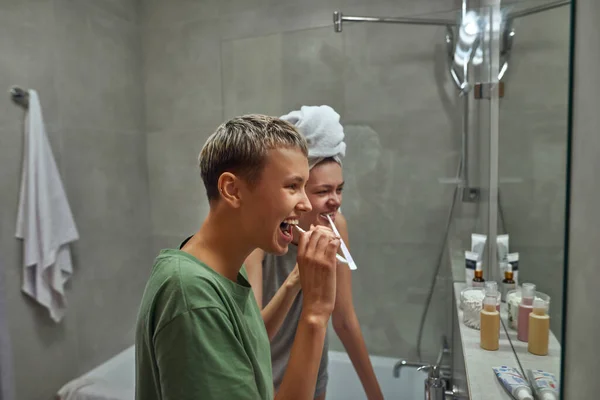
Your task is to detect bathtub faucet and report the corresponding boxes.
[419,364,446,400]
[393,335,458,399]
[393,361,449,400]
[394,335,451,379]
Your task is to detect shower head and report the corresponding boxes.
[453,10,480,67]
[333,11,343,32]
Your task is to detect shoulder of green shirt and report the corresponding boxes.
[151,253,230,320]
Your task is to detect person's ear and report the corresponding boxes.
[217,172,242,208]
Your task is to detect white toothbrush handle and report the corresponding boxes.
[293,225,352,268]
[336,254,349,264]
[325,215,358,270]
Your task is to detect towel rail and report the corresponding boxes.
[9,86,29,108]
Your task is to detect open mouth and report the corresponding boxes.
[279,219,299,238]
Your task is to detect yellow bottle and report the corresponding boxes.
[480,293,500,351]
[528,295,551,356]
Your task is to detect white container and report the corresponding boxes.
[461,287,485,330]
[507,288,522,330]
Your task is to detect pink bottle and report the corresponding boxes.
[517,283,536,342]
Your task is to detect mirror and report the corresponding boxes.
[497,0,571,386]
[0,1,573,399]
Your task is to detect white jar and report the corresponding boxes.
[506,289,522,330]
[461,288,485,330]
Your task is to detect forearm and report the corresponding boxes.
[261,281,301,340]
[334,314,384,400]
[275,312,328,400]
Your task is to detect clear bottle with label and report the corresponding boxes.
[484,281,501,311]
[517,283,536,342]
[528,294,551,355]
[480,292,500,351]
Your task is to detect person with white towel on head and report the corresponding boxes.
[244,105,384,400]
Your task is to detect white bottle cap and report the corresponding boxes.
[515,387,534,400]
[485,281,498,293]
[521,283,536,299]
[541,392,558,400]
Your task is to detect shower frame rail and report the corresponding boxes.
[333,0,570,30]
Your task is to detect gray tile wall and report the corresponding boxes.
[563,0,600,397]
[0,1,152,399]
[498,5,571,342]
[141,0,463,362]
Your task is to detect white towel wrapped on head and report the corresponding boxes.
[280,105,346,169]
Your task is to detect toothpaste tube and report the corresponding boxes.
[493,366,533,400]
[525,369,559,400]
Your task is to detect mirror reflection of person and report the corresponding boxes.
[245,106,384,400]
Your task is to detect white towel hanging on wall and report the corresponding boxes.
[15,89,79,323]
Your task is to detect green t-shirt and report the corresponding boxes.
[135,249,273,400]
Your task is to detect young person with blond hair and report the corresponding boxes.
[135,115,341,400]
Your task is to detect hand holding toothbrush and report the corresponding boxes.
[295,224,341,322]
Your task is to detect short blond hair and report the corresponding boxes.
[199,114,309,201]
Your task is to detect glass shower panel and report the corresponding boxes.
[222,17,462,363]
[443,2,502,287]
[447,2,504,284]
[342,19,460,363]
[476,2,502,282]
[497,0,571,343]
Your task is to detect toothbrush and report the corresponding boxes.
[325,215,358,271]
[293,224,356,270]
